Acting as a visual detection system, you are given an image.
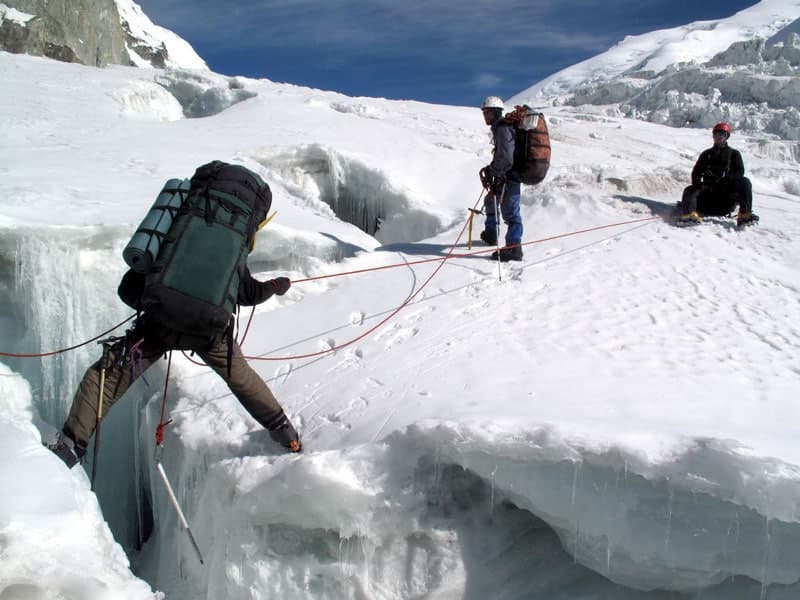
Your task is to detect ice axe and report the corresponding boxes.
[90,336,120,491]
[467,207,483,250]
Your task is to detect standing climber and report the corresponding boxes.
[479,95,524,261]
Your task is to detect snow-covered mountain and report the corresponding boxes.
[0,0,206,70]
[115,0,207,70]
[1,1,799,599]
[510,0,800,140]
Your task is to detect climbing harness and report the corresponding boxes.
[127,335,149,387]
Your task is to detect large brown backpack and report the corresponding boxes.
[505,105,551,185]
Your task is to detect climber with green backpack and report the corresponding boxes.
[48,161,301,469]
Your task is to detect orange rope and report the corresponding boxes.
[4,214,659,363]
[291,215,659,285]
[237,216,660,362]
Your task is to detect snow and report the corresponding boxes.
[0,3,35,27]
[115,0,208,71]
[510,0,800,106]
[1,2,800,599]
[0,364,160,600]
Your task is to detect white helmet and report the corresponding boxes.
[481,96,504,110]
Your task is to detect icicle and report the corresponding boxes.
[664,483,674,555]
[571,460,581,506]
[759,515,771,600]
[489,465,497,516]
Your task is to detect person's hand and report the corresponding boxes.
[479,167,491,189]
[491,175,506,196]
[269,277,291,295]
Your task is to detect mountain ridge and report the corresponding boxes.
[509,0,800,140]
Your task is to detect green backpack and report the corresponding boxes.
[138,161,271,337]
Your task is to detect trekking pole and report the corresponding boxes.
[493,182,506,282]
[153,352,204,565]
[155,462,204,565]
[90,337,116,491]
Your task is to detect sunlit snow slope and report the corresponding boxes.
[1,7,800,598]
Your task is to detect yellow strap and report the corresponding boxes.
[257,211,277,231]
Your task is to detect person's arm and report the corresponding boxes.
[691,151,707,187]
[117,269,145,309]
[727,149,745,179]
[486,123,515,178]
[237,267,290,306]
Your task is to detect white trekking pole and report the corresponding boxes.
[493,181,506,281]
[155,461,204,564]
[154,352,204,564]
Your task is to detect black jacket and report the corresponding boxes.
[691,144,745,188]
[118,266,277,312]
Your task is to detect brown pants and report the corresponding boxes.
[63,322,286,449]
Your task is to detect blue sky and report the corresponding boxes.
[135,0,758,107]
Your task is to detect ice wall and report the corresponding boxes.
[0,225,155,552]
[255,144,444,244]
[137,413,800,599]
[1,226,128,422]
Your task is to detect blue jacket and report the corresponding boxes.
[486,120,516,179]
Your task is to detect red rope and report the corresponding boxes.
[238,215,659,362]
[155,352,173,446]
[290,215,659,285]
[3,214,659,364]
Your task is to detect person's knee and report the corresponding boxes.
[681,186,698,205]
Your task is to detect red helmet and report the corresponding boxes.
[712,122,732,137]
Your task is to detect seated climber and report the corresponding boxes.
[677,122,758,228]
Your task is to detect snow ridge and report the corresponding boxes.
[510,1,800,140]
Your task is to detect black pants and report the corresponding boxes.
[681,178,753,216]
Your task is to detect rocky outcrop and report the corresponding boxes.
[0,0,131,67]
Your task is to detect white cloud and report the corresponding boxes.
[473,72,502,89]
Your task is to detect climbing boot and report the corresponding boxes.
[490,246,523,262]
[736,212,759,228]
[46,432,84,469]
[480,229,497,246]
[677,211,702,226]
[269,415,302,453]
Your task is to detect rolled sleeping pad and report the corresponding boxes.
[123,178,190,273]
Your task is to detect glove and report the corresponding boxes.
[491,176,506,197]
[479,167,491,190]
[268,277,291,296]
